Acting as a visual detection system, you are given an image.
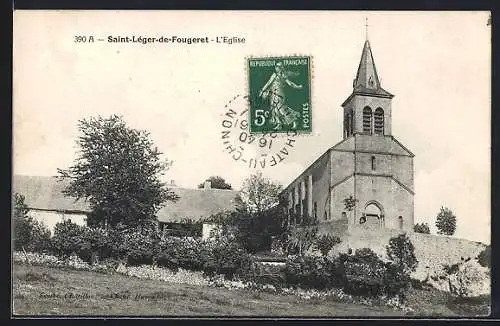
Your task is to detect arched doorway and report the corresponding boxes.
[362,201,384,228]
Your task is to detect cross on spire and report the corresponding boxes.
[365,17,369,40]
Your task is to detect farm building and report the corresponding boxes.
[12,175,239,239]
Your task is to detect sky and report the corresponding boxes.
[13,11,491,243]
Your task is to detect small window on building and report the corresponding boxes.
[371,156,376,170]
[345,111,354,137]
[398,216,403,230]
[341,211,347,220]
[363,107,373,134]
[313,202,318,219]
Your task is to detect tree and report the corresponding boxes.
[13,192,31,250]
[386,233,418,275]
[58,115,179,229]
[236,171,282,215]
[413,222,430,234]
[343,195,358,224]
[198,176,232,190]
[435,206,456,236]
[230,172,285,253]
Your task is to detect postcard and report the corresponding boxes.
[12,10,491,317]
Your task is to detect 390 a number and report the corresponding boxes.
[74,36,87,43]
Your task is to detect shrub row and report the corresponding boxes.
[284,248,412,298]
[26,220,252,280]
[17,220,418,299]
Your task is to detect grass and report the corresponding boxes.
[12,263,490,317]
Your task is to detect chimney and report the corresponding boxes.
[203,181,211,190]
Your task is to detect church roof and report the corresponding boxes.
[343,40,393,106]
[12,175,239,223]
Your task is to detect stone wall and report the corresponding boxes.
[315,223,489,294]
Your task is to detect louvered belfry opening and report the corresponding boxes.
[374,108,384,135]
[362,106,372,134]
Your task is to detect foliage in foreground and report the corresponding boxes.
[284,247,414,299]
[47,220,253,280]
[13,193,51,252]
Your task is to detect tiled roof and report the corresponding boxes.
[12,175,90,212]
[157,187,239,223]
[12,175,239,222]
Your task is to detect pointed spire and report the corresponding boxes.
[353,40,381,91]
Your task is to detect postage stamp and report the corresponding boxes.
[247,56,312,134]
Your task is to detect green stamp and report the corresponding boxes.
[248,56,311,133]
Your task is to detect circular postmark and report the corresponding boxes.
[220,94,298,169]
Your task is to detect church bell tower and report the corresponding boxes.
[342,40,394,139]
[336,34,415,231]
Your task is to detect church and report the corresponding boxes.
[282,39,415,232]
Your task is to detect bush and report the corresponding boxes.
[51,220,91,259]
[285,226,318,256]
[202,236,253,280]
[382,262,412,298]
[476,245,490,268]
[283,247,412,299]
[13,193,51,253]
[413,222,430,234]
[284,255,345,290]
[121,227,160,266]
[314,234,341,257]
[50,220,127,264]
[386,233,418,275]
[341,248,386,297]
[154,236,207,272]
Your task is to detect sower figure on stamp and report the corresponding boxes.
[258,62,303,130]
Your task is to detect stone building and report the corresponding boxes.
[281,39,415,232]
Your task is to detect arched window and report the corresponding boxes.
[371,156,376,170]
[374,108,384,135]
[398,216,403,230]
[363,107,372,134]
